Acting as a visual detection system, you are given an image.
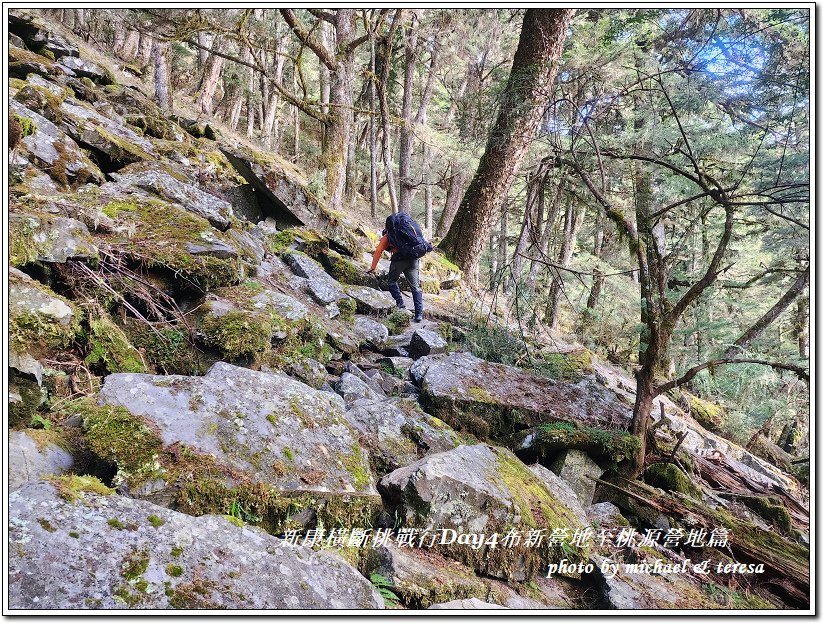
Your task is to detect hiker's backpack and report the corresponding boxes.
[386,212,433,260]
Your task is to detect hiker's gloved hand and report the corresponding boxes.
[366,268,375,275]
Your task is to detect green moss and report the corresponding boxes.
[9,377,44,428]
[703,582,775,609]
[533,422,641,465]
[384,310,411,335]
[98,196,244,291]
[9,271,81,350]
[645,462,701,498]
[85,309,147,374]
[283,447,295,462]
[739,496,792,533]
[686,393,724,432]
[11,112,37,137]
[337,297,357,322]
[69,531,80,538]
[121,549,150,581]
[167,578,223,609]
[467,385,496,404]
[165,564,184,577]
[147,514,165,528]
[14,84,65,122]
[108,518,127,530]
[200,309,273,360]
[122,320,206,376]
[37,518,57,532]
[170,546,184,557]
[339,443,371,490]
[265,228,327,257]
[321,250,374,286]
[80,398,164,489]
[47,474,114,502]
[10,77,27,90]
[531,350,594,382]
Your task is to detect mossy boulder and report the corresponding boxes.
[84,309,147,374]
[411,352,631,440]
[196,282,309,361]
[9,212,98,266]
[9,268,80,354]
[8,481,384,609]
[320,249,380,288]
[97,363,381,528]
[379,444,589,581]
[644,462,701,498]
[57,56,116,85]
[365,544,489,609]
[9,373,45,429]
[10,99,104,187]
[531,349,594,383]
[9,44,58,79]
[78,187,246,291]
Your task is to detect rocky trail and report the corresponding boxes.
[6,10,809,611]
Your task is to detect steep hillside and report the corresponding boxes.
[7,10,809,612]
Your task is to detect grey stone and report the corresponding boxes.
[377,357,414,377]
[8,482,383,609]
[10,213,99,265]
[345,362,387,395]
[9,431,73,491]
[429,599,508,609]
[57,56,114,84]
[185,238,238,259]
[335,372,382,404]
[347,398,459,474]
[9,32,26,49]
[226,227,265,265]
[9,350,43,386]
[251,290,308,321]
[528,463,587,526]
[378,444,587,581]
[223,184,264,223]
[9,268,77,337]
[408,328,448,359]
[325,301,340,319]
[98,362,375,496]
[111,170,234,231]
[307,277,347,306]
[345,285,396,315]
[549,449,603,507]
[411,352,631,439]
[365,544,488,608]
[286,358,327,389]
[587,502,628,527]
[284,252,326,279]
[25,74,65,95]
[9,100,103,185]
[353,316,389,349]
[589,554,697,609]
[58,99,156,162]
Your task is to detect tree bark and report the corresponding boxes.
[152,40,173,113]
[439,9,575,285]
[526,173,563,295]
[794,296,809,359]
[122,30,140,62]
[546,202,584,328]
[435,167,470,237]
[137,32,153,69]
[723,267,810,359]
[196,38,224,116]
[368,18,379,218]
[397,15,419,213]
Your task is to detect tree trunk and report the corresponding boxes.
[508,168,544,292]
[435,167,470,238]
[122,30,139,62]
[369,22,379,218]
[152,40,172,113]
[196,38,224,115]
[546,202,584,329]
[723,267,810,359]
[794,296,809,359]
[526,173,563,295]
[197,31,212,68]
[319,21,331,117]
[397,16,419,213]
[495,207,508,289]
[439,9,575,285]
[424,166,434,238]
[137,32,153,69]
[376,12,404,213]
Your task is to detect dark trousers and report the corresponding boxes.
[386,257,422,315]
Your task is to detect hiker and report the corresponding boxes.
[367,213,433,323]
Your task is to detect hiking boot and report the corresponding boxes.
[412,290,424,323]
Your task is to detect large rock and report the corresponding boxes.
[8,482,383,609]
[284,252,348,305]
[347,398,460,475]
[58,98,157,163]
[378,444,588,581]
[10,100,103,186]
[111,169,234,231]
[346,285,396,315]
[8,10,79,59]
[549,450,604,507]
[57,56,114,84]
[353,316,389,349]
[9,212,98,266]
[97,363,379,526]
[408,329,447,359]
[335,372,383,404]
[411,352,631,439]
[9,431,73,491]
[527,463,587,526]
[9,268,79,354]
[365,544,489,609]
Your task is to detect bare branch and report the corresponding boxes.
[281,8,338,70]
[656,358,809,395]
